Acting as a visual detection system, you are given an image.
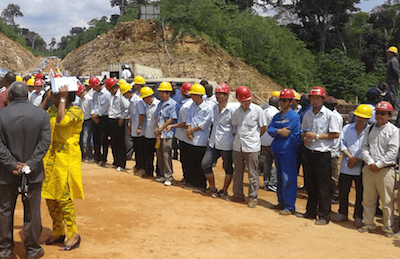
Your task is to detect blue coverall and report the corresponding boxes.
[268,108,300,211]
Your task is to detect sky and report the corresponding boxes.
[0,0,390,45]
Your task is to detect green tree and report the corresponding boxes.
[159,0,316,90]
[1,3,23,29]
[315,49,383,102]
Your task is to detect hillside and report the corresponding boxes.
[60,20,282,93]
[0,32,41,74]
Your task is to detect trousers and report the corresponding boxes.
[109,119,126,168]
[79,119,93,160]
[92,116,109,163]
[362,165,395,232]
[0,183,43,258]
[275,152,298,211]
[232,151,259,201]
[156,138,174,181]
[201,146,233,176]
[303,149,332,221]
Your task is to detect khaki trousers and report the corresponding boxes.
[362,165,395,232]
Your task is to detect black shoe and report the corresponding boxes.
[296,212,316,220]
[230,196,245,203]
[271,204,285,210]
[45,235,65,245]
[27,249,44,259]
[375,207,383,216]
[60,235,81,251]
[315,219,329,225]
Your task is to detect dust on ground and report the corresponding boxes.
[11,151,400,259]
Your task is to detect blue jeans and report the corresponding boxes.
[79,119,93,160]
[201,146,233,176]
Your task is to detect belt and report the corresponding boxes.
[306,148,329,154]
[384,164,395,168]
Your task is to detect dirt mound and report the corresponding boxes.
[0,32,41,74]
[60,20,281,94]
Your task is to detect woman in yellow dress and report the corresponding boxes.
[40,86,84,251]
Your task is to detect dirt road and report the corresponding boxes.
[11,154,400,259]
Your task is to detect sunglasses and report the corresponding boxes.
[375,111,389,115]
[279,99,290,102]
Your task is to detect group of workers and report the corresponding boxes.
[0,44,399,259]
[70,71,399,238]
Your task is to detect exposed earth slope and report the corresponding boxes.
[0,32,41,74]
[60,20,281,93]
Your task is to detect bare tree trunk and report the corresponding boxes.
[337,31,347,54]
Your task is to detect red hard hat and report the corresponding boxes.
[34,78,44,86]
[105,78,118,90]
[34,73,43,79]
[180,82,193,95]
[279,89,295,99]
[77,84,85,95]
[89,76,101,88]
[236,86,252,101]
[54,74,62,78]
[375,101,394,112]
[308,86,326,98]
[215,83,230,94]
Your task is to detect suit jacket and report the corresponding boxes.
[0,99,51,185]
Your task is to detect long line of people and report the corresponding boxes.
[3,70,400,239]
[73,74,400,238]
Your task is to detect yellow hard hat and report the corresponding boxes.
[133,76,146,85]
[140,87,154,99]
[387,46,398,54]
[120,82,133,95]
[84,79,89,86]
[27,78,35,86]
[353,104,372,119]
[272,91,281,97]
[294,91,301,100]
[157,81,173,91]
[188,84,205,95]
[16,75,23,82]
[118,79,127,86]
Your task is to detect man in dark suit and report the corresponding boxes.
[0,81,51,259]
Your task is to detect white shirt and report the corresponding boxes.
[108,89,124,119]
[121,69,132,79]
[126,94,146,137]
[301,105,341,153]
[232,103,268,153]
[186,100,213,147]
[78,93,93,120]
[72,95,80,106]
[175,98,193,144]
[203,94,218,106]
[92,87,111,116]
[331,109,343,158]
[361,122,399,168]
[30,90,44,107]
[144,98,160,139]
[261,105,279,147]
[339,123,368,176]
[120,95,131,119]
[209,102,239,151]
